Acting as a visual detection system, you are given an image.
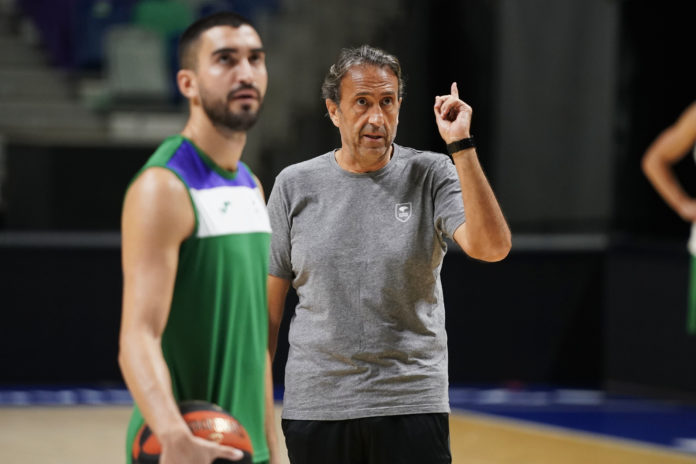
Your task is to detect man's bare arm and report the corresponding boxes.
[268,275,290,360]
[434,83,511,261]
[119,167,243,464]
[642,102,696,221]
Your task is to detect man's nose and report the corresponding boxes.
[368,107,384,126]
[237,58,254,83]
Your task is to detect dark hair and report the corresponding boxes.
[321,45,405,103]
[178,11,254,70]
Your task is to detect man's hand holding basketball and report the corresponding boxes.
[160,431,244,464]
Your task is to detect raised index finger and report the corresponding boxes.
[451,82,459,99]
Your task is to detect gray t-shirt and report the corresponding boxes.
[267,144,466,420]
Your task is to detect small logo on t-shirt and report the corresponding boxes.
[395,203,412,222]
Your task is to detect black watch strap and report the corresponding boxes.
[446,136,476,156]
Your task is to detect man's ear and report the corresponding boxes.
[177,69,198,100]
[326,99,340,128]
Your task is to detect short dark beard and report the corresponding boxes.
[200,85,263,132]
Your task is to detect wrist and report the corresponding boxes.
[446,136,475,157]
[158,422,191,446]
[445,132,471,144]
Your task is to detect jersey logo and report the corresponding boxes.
[395,202,412,222]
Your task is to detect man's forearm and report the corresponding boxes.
[452,149,511,261]
[118,329,190,440]
[264,351,279,463]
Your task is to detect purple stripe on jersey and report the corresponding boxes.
[166,139,256,190]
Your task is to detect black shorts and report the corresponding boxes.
[281,413,451,464]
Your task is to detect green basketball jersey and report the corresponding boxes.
[124,135,271,463]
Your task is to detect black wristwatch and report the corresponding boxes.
[446,136,476,157]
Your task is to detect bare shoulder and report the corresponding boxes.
[122,167,194,242]
[129,166,187,195]
[253,174,265,201]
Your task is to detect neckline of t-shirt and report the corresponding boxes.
[328,144,400,178]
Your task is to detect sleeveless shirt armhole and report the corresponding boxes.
[136,165,200,241]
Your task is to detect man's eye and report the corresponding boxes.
[218,54,237,65]
[383,97,393,105]
[357,98,367,105]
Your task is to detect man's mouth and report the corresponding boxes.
[229,88,260,102]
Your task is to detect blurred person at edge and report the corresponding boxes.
[642,101,696,335]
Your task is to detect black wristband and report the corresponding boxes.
[446,136,475,156]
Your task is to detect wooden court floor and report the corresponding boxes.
[1,405,695,464]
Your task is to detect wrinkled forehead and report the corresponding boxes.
[341,64,399,96]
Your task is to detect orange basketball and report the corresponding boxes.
[133,401,253,464]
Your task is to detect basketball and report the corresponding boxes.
[132,401,253,464]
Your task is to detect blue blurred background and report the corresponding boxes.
[0,0,694,404]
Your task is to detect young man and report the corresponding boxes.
[119,12,278,464]
[267,45,511,463]
[642,101,696,334]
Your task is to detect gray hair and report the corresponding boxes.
[321,45,405,103]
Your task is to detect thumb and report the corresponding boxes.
[215,444,245,462]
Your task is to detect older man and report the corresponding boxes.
[267,45,510,463]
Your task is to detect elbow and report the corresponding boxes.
[470,233,512,262]
[491,244,512,262]
[117,333,129,374]
[484,238,512,262]
[488,250,510,262]
[641,152,660,180]
[640,155,652,177]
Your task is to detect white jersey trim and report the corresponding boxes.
[190,185,272,238]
